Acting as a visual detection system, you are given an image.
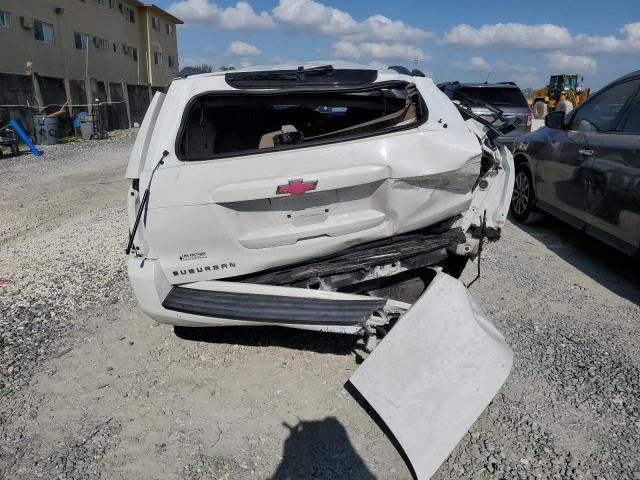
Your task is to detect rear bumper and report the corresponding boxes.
[129,257,387,333]
[162,286,385,326]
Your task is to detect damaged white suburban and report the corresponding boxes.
[126,63,516,479]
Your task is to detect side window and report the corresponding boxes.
[620,91,640,134]
[34,20,55,44]
[569,79,640,133]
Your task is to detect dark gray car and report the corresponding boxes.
[511,70,640,256]
[438,82,532,148]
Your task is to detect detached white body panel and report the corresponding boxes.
[350,272,513,479]
[126,63,515,479]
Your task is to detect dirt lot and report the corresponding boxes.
[1,131,639,480]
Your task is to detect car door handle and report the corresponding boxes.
[579,149,594,156]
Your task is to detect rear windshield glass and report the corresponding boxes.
[176,82,426,160]
[452,87,528,108]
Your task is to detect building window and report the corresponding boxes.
[112,42,119,53]
[0,10,11,28]
[121,5,135,23]
[74,31,88,50]
[97,0,104,4]
[109,0,115,7]
[153,51,163,66]
[124,45,138,62]
[168,55,174,68]
[166,23,173,36]
[93,36,109,50]
[34,20,54,44]
[151,16,159,31]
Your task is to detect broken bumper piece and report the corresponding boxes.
[128,257,396,333]
[349,271,513,479]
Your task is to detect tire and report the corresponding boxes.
[532,101,548,119]
[510,163,535,223]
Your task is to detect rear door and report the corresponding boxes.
[529,122,589,228]
[576,78,640,254]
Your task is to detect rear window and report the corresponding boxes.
[452,87,528,108]
[176,82,426,160]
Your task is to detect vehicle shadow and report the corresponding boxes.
[173,325,359,355]
[511,215,640,305]
[270,417,377,480]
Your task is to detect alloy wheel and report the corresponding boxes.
[512,171,530,216]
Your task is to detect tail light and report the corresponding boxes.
[526,110,532,129]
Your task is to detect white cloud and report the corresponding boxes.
[168,0,274,30]
[449,57,540,86]
[226,40,262,57]
[547,51,597,74]
[451,56,491,71]
[368,60,389,70]
[334,41,428,61]
[180,56,214,68]
[443,23,572,49]
[577,22,640,53]
[273,0,432,41]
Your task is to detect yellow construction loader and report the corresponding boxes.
[529,74,590,118]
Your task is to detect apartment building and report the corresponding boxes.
[0,0,182,86]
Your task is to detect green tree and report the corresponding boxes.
[198,63,213,73]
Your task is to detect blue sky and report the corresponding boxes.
[155,0,639,89]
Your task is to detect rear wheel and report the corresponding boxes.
[510,163,535,223]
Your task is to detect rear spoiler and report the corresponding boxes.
[225,65,377,89]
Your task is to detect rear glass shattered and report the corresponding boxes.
[176,82,426,160]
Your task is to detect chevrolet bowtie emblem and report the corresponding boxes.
[276,179,318,195]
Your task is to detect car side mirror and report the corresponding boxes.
[545,110,565,129]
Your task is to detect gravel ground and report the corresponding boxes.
[0,132,639,479]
